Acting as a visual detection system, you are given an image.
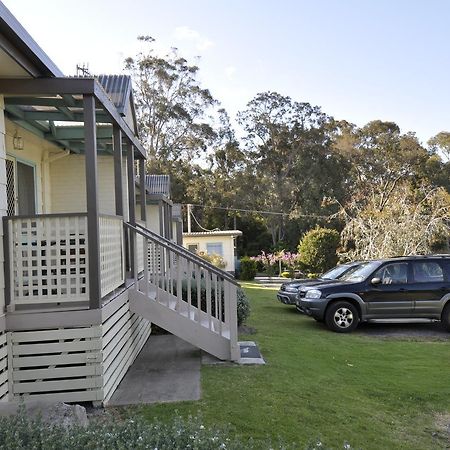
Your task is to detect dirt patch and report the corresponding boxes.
[239,324,257,335]
[431,413,450,447]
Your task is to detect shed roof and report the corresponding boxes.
[183,230,242,238]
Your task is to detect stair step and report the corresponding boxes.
[130,288,233,360]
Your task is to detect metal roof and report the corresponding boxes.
[145,175,171,197]
[183,230,242,237]
[0,1,63,77]
[96,75,131,115]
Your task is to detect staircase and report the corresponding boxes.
[125,222,240,361]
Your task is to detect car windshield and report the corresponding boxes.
[341,261,381,282]
[321,264,353,280]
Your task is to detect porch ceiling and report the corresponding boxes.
[0,77,146,159]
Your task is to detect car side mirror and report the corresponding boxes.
[371,277,381,285]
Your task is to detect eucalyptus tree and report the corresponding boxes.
[237,91,343,246]
[125,36,217,201]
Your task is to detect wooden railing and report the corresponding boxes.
[4,214,89,305]
[4,213,126,307]
[126,222,239,358]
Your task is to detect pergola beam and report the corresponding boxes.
[0,77,146,159]
[44,126,113,140]
[6,97,83,108]
[22,110,110,122]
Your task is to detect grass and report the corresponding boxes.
[137,283,450,449]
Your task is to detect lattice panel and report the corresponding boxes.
[99,216,124,297]
[8,216,89,304]
[0,331,8,401]
[6,159,15,216]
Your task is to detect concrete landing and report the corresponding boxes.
[108,335,201,406]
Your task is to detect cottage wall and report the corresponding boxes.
[50,154,129,217]
[4,118,59,214]
[182,235,237,272]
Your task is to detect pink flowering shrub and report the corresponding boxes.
[251,250,300,276]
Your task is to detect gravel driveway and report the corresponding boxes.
[354,320,449,340]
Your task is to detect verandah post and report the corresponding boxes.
[83,95,101,309]
[127,144,137,280]
[113,125,125,279]
[139,158,146,223]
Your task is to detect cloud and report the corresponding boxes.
[173,26,214,51]
[225,66,237,80]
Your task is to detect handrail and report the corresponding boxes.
[3,212,88,221]
[125,222,239,286]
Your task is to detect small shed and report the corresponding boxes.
[183,230,242,274]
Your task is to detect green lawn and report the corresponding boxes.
[138,283,450,449]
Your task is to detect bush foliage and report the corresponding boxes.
[197,251,227,269]
[298,227,340,274]
[0,406,356,450]
[239,257,257,280]
[180,279,250,325]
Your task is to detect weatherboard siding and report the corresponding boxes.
[50,154,129,216]
[4,118,57,214]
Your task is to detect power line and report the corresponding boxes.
[184,203,330,219]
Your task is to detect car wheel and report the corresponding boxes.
[441,303,450,331]
[325,301,359,333]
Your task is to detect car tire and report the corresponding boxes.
[441,303,450,331]
[325,301,359,333]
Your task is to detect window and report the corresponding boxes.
[373,263,408,284]
[412,261,444,283]
[187,244,198,253]
[206,242,223,256]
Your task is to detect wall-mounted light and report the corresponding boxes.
[13,131,24,150]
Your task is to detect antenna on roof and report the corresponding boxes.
[76,63,91,76]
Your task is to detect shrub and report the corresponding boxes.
[197,251,227,269]
[298,227,340,274]
[0,407,247,450]
[179,279,250,326]
[237,287,250,325]
[239,256,257,280]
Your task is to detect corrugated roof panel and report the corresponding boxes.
[96,75,131,115]
[145,174,171,197]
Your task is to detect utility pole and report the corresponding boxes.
[187,204,192,233]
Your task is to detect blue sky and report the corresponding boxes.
[4,0,450,144]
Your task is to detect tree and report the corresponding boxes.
[298,227,340,274]
[339,182,450,260]
[428,132,450,162]
[125,36,218,202]
[237,92,343,246]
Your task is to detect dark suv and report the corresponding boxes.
[297,256,450,333]
[277,261,363,305]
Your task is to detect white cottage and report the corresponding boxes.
[183,230,242,274]
[0,2,239,406]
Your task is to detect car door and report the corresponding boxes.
[363,262,413,317]
[409,260,448,316]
